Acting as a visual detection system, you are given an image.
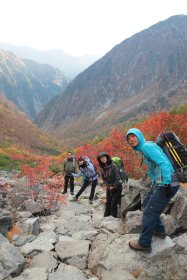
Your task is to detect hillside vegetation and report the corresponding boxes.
[1,106,186,177]
[0,96,63,156]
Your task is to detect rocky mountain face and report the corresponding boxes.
[36,15,187,146]
[0,49,69,119]
[0,43,100,79]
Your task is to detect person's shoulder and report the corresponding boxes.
[142,141,157,149]
[142,141,161,157]
[111,162,118,169]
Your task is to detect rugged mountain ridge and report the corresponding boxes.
[36,15,187,146]
[0,49,69,119]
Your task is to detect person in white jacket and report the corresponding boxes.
[71,156,98,204]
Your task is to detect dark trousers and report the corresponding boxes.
[64,174,74,193]
[139,185,179,248]
[104,186,122,218]
[75,178,97,200]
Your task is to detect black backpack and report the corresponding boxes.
[156,131,187,183]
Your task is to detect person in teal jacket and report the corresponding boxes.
[126,128,179,253]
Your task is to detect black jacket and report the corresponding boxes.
[97,153,122,189]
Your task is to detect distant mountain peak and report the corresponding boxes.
[35,15,187,146]
[0,49,69,119]
[0,43,100,79]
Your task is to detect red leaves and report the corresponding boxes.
[19,157,66,209]
[74,111,187,179]
[10,153,25,161]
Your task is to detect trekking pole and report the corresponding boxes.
[162,133,184,168]
[165,140,183,168]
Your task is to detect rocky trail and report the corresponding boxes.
[0,171,187,280]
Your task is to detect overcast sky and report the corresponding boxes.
[0,0,187,57]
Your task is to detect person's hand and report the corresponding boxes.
[109,186,114,190]
[164,184,173,197]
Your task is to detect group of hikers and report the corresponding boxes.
[62,151,127,214]
[61,128,181,253]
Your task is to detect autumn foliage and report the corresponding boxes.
[1,110,187,189]
[75,111,187,179]
[17,156,66,209]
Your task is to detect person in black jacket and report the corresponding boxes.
[97,152,122,217]
[62,152,78,195]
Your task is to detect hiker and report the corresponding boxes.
[97,152,122,218]
[71,156,98,204]
[126,128,180,253]
[62,152,78,195]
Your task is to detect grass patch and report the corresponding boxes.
[0,154,22,171]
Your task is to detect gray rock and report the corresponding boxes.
[101,216,124,234]
[16,217,40,236]
[0,234,25,277]
[12,234,36,247]
[0,211,13,235]
[18,212,33,219]
[55,240,90,261]
[48,263,87,280]
[0,263,12,280]
[24,199,44,214]
[124,210,142,234]
[31,252,58,271]
[170,189,187,230]
[20,231,57,256]
[13,268,48,280]
[72,230,98,240]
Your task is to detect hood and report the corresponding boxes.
[97,152,112,167]
[126,128,146,152]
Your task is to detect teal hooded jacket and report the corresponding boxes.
[126,128,174,185]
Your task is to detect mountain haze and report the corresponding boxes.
[0,49,69,119]
[36,15,187,146]
[0,43,100,79]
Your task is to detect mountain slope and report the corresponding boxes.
[35,15,187,146]
[0,96,63,153]
[0,49,69,119]
[0,44,100,79]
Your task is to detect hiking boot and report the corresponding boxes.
[89,200,93,204]
[62,191,67,194]
[153,231,167,239]
[129,239,151,253]
[70,197,78,202]
[71,192,74,195]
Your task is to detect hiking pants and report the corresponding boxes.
[64,174,74,193]
[139,185,179,248]
[75,178,97,200]
[104,185,122,218]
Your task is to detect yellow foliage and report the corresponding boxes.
[5,226,21,242]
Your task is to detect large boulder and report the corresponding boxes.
[0,234,25,277]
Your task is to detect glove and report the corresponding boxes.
[164,184,173,197]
